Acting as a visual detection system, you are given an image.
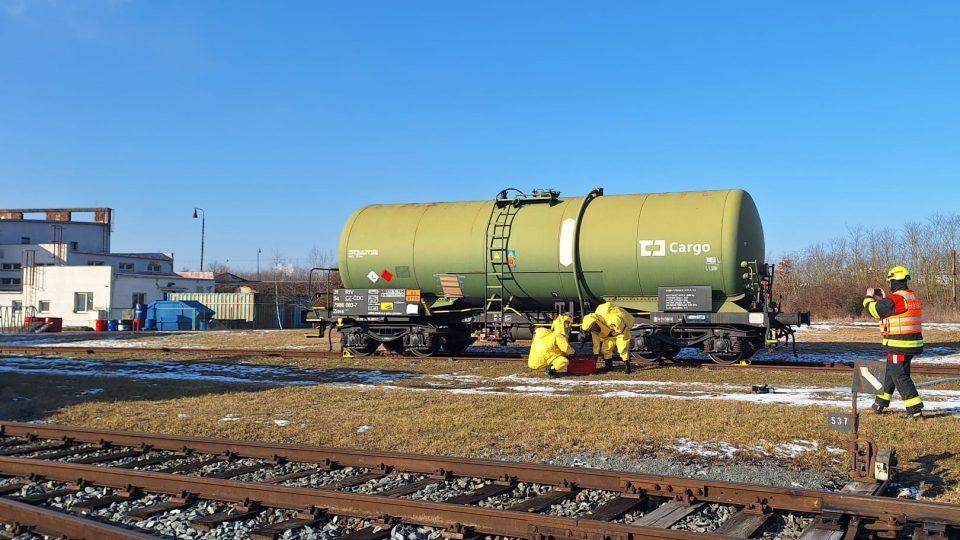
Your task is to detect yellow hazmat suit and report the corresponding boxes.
[582,302,634,360]
[528,314,575,374]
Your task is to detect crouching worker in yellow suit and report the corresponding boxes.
[528,313,574,378]
[582,302,634,373]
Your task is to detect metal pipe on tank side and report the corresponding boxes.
[572,187,603,315]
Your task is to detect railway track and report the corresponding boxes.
[0,423,957,540]
[1,344,959,377]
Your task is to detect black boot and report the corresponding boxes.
[603,359,613,373]
[624,360,633,374]
[545,367,559,378]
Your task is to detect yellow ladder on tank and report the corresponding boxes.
[482,189,559,341]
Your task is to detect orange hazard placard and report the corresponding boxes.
[405,289,421,302]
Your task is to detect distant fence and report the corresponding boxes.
[0,306,35,333]
[168,293,311,329]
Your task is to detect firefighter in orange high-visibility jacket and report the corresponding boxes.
[863,266,925,419]
[582,302,635,374]
[528,313,574,378]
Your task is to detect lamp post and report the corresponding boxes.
[192,207,205,272]
[257,248,262,281]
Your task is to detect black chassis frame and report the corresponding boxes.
[328,307,807,360]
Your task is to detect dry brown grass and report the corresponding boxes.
[44,375,960,501]
[5,323,959,501]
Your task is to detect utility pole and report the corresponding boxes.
[953,249,957,305]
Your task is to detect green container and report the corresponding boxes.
[338,189,764,312]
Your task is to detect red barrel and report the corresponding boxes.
[94,319,108,332]
[566,357,599,376]
[43,317,63,332]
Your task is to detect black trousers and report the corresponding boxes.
[873,353,923,414]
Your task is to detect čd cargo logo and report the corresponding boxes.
[639,240,712,256]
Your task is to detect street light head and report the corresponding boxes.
[192,209,198,219]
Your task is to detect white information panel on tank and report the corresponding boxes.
[559,218,576,267]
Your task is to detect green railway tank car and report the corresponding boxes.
[309,188,808,363]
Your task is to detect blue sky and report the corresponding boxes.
[2,1,958,271]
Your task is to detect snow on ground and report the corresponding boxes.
[670,437,845,459]
[796,322,960,331]
[672,345,960,366]
[401,373,960,415]
[0,330,317,349]
[0,356,418,386]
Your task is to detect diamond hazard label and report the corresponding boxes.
[367,270,379,283]
[381,269,393,282]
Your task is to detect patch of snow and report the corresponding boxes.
[219,414,240,422]
[177,413,190,419]
[672,438,841,460]
[399,374,960,415]
[898,486,920,499]
[773,440,819,458]
[0,356,418,387]
[272,419,289,427]
[672,438,739,459]
[356,425,371,433]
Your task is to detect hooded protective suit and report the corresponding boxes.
[528,314,574,373]
[582,302,634,360]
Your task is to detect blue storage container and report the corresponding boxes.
[107,320,119,332]
[144,300,216,331]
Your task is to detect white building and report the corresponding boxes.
[0,208,213,329]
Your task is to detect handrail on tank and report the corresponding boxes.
[308,267,339,309]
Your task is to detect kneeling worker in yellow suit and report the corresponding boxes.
[528,313,574,378]
[582,302,634,373]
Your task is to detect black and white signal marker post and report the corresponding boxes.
[830,360,896,483]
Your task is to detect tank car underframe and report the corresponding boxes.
[630,323,765,364]
[333,308,796,364]
[339,316,476,357]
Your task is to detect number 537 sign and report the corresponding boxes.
[827,412,853,432]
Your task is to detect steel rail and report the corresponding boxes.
[0,496,156,539]
[0,456,732,540]
[1,422,959,526]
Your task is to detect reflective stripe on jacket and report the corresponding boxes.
[880,290,923,336]
[863,288,924,351]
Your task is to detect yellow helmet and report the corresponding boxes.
[886,266,910,281]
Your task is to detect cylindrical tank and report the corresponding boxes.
[338,189,764,308]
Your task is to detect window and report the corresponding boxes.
[0,278,21,285]
[147,262,162,272]
[1,263,21,270]
[87,261,104,266]
[74,292,94,312]
[38,300,50,312]
[132,293,145,307]
[119,262,135,272]
[20,237,30,244]
[70,241,78,251]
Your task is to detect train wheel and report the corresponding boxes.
[405,333,440,357]
[707,351,744,364]
[344,341,379,357]
[630,350,663,363]
[441,334,475,355]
